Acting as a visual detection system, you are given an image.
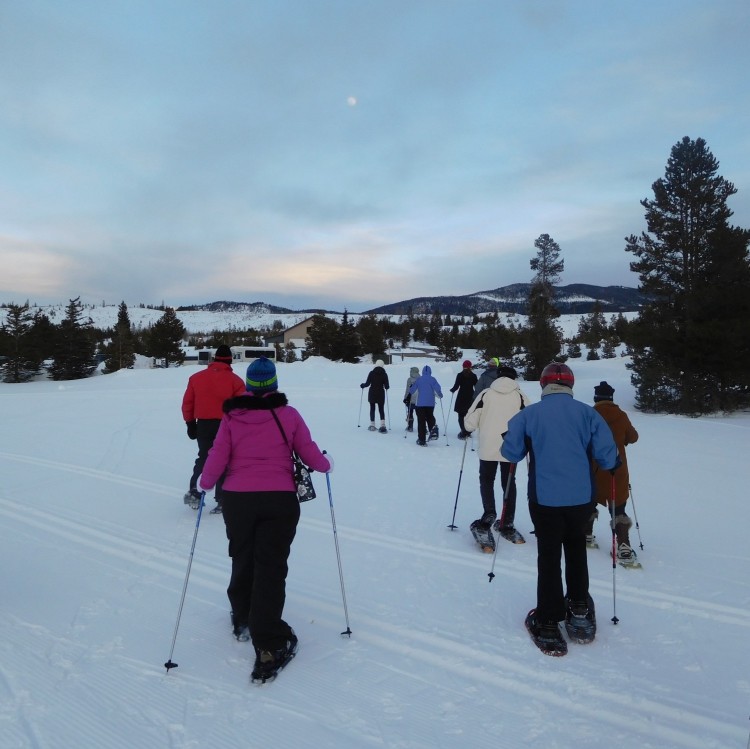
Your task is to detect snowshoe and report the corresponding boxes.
[585,534,599,549]
[406,424,414,432]
[428,425,439,441]
[614,543,642,569]
[564,595,596,644]
[183,489,202,510]
[416,438,427,446]
[378,425,388,434]
[525,610,567,656]
[493,522,526,544]
[368,424,377,432]
[251,633,298,684]
[209,503,223,514]
[470,517,495,553]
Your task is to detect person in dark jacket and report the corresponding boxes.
[361,360,390,433]
[473,357,499,399]
[181,344,245,512]
[501,362,618,653]
[449,360,478,439]
[589,381,639,561]
[408,365,443,445]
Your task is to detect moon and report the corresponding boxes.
[346,96,357,107]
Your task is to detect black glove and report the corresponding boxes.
[609,455,622,475]
[360,383,366,389]
[186,421,197,440]
[403,396,410,405]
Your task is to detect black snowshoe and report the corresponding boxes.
[470,513,496,553]
[428,425,439,441]
[251,633,298,684]
[564,595,596,644]
[493,520,526,544]
[525,610,567,656]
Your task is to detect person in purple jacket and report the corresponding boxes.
[501,362,618,655]
[200,357,332,679]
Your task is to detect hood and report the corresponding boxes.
[410,367,419,377]
[422,365,432,376]
[223,391,288,414]
[489,376,521,395]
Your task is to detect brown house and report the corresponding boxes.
[264,316,316,347]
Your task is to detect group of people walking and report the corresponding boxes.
[181,348,638,665]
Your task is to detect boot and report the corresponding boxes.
[584,507,599,545]
[614,513,634,560]
[379,420,387,434]
[368,421,377,431]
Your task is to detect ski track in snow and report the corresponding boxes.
[0,444,746,749]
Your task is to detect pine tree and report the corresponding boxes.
[625,136,750,413]
[0,302,46,382]
[305,314,340,360]
[523,234,564,379]
[102,301,137,373]
[48,297,98,380]
[357,314,388,363]
[336,310,361,363]
[146,307,186,367]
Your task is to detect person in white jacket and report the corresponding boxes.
[464,366,530,542]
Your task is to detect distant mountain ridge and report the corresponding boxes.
[364,284,643,315]
[176,284,643,317]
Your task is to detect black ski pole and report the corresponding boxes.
[628,482,644,550]
[386,391,391,430]
[438,396,449,446]
[325,469,352,637]
[357,388,363,428]
[164,491,206,672]
[448,437,469,529]
[609,483,619,625]
[489,463,516,582]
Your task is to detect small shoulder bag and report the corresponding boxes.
[270,409,316,502]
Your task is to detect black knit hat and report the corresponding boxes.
[214,345,233,362]
[594,381,615,402]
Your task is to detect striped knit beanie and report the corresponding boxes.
[246,357,278,395]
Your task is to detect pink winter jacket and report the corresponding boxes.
[199,391,331,494]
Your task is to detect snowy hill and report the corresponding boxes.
[1,354,748,748]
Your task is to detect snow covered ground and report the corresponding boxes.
[1,353,748,748]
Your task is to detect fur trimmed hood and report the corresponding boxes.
[223,391,289,413]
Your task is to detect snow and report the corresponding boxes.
[1,353,749,748]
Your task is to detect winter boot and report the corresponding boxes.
[379,421,387,434]
[585,507,599,547]
[428,424,439,441]
[230,612,250,642]
[525,610,567,656]
[368,422,377,432]
[564,594,596,644]
[614,514,634,559]
[251,631,298,683]
[406,419,414,432]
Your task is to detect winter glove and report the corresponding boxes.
[609,455,623,474]
[360,383,366,388]
[186,420,198,440]
[403,396,410,405]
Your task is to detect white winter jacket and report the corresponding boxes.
[464,377,530,462]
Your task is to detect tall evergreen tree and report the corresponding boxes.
[357,314,387,362]
[102,301,137,373]
[146,307,186,367]
[523,234,564,379]
[336,310,361,363]
[48,297,98,380]
[0,302,46,382]
[625,136,750,413]
[305,314,340,360]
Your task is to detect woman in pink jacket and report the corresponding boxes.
[200,357,332,681]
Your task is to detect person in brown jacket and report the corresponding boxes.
[181,344,246,511]
[588,381,639,561]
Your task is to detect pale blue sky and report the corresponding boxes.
[1,0,749,311]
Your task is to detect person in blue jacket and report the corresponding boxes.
[408,365,443,446]
[501,362,618,653]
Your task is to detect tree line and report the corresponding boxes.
[2,137,748,415]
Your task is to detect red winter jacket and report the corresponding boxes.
[181,362,246,422]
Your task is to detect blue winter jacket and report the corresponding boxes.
[408,365,443,407]
[500,390,618,507]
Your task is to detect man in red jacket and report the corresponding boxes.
[181,344,245,512]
